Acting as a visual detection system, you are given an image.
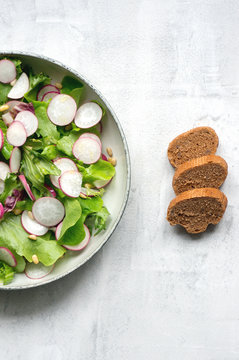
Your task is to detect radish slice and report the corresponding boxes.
[55,221,63,240]
[80,187,101,197]
[0,129,4,150]
[74,102,103,129]
[42,91,59,102]
[59,170,82,198]
[0,180,4,194]
[21,210,48,236]
[63,225,90,251]
[15,110,38,136]
[6,100,21,113]
[8,72,29,99]
[32,197,65,227]
[7,121,27,146]
[25,262,54,280]
[2,112,14,126]
[13,102,35,115]
[80,132,101,146]
[37,84,60,101]
[0,247,17,267]
[0,203,4,219]
[9,147,21,173]
[101,153,107,161]
[50,157,78,188]
[44,184,56,197]
[0,162,10,181]
[47,94,77,126]
[94,178,112,189]
[0,60,16,84]
[72,137,101,164]
[19,174,35,201]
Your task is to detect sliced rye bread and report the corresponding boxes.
[167,188,227,234]
[172,155,228,195]
[167,127,219,168]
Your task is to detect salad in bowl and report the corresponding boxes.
[0,57,117,286]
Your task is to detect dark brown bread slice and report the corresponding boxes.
[167,188,227,234]
[172,155,228,195]
[167,127,219,168]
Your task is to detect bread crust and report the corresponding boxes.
[167,127,219,168]
[172,155,228,194]
[167,188,228,233]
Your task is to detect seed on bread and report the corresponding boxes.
[173,155,228,195]
[167,126,219,168]
[167,188,227,234]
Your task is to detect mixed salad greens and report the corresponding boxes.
[0,58,116,284]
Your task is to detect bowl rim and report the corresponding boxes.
[0,51,131,290]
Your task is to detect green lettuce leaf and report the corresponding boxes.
[0,120,13,159]
[79,159,115,184]
[0,215,65,266]
[24,70,50,103]
[85,206,109,235]
[34,103,60,143]
[41,145,60,160]
[0,261,15,285]
[61,76,84,107]
[0,83,11,105]
[21,147,60,193]
[56,132,79,156]
[58,196,104,246]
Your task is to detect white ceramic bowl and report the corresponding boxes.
[0,52,130,290]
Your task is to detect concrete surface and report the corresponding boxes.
[0,0,239,359]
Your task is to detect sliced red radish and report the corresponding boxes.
[42,91,59,102]
[0,129,4,150]
[8,72,29,99]
[50,157,78,188]
[80,187,102,197]
[44,184,56,197]
[0,60,16,84]
[19,174,35,201]
[94,178,112,189]
[0,247,17,267]
[47,94,77,126]
[6,100,21,113]
[0,203,4,219]
[21,210,48,236]
[72,137,101,164]
[0,162,10,180]
[32,197,65,227]
[15,110,38,136]
[9,147,21,173]
[80,132,101,146]
[25,262,54,280]
[7,121,27,146]
[101,153,108,161]
[63,225,90,251]
[0,180,4,194]
[37,84,60,101]
[74,102,103,129]
[2,112,14,126]
[59,170,82,198]
[55,221,63,240]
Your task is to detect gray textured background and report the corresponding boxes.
[1,0,239,359]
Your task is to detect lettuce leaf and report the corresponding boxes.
[21,147,60,193]
[58,196,104,246]
[85,206,110,235]
[0,261,15,285]
[79,159,115,184]
[34,103,60,143]
[0,174,22,203]
[0,215,65,266]
[61,76,84,107]
[24,70,50,102]
[0,120,13,159]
